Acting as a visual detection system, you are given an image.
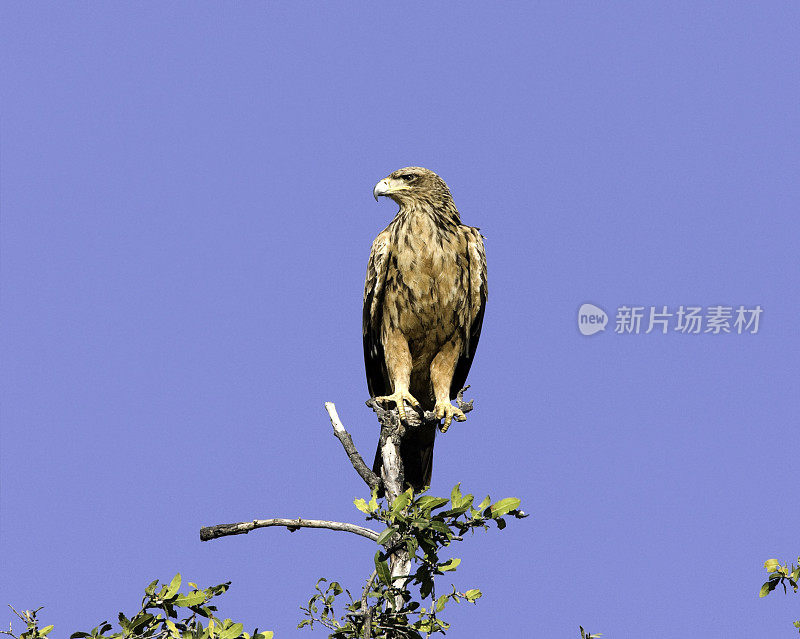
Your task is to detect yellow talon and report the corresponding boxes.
[374,390,421,422]
[435,401,466,433]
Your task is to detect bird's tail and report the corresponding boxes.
[372,424,436,496]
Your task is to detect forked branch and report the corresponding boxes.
[201,402,386,543]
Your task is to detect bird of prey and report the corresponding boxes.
[364,166,487,492]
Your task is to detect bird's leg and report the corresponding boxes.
[374,328,421,422]
[430,337,467,433]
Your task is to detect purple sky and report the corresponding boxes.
[2,3,798,637]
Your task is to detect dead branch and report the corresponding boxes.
[361,569,378,639]
[199,388,477,632]
[200,403,384,544]
[200,518,379,542]
[325,402,380,491]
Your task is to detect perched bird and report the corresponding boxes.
[364,167,487,492]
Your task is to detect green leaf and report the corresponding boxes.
[374,551,392,586]
[428,520,450,534]
[164,573,182,599]
[415,618,434,633]
[760,581,775,597]
[145,579,159,596]
[375,526,396,546]
[439,558,461,572]
[490,497,521,518]
[40,626,54,637]
[435,594,448,612]
[416,496,450,511]
[353,498,370,514]
[368,488,379,511]
[451,483,463,508]
[764,558,781,571]
[390,488,413,515]
[130,614,154,632]
[174,591,207,607]
[442,504,471,517]
[419,574,434,599]
[464,588,482,602]
[220,623,243,639]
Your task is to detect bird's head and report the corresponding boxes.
[373,167,452,208]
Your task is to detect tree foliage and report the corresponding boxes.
[1,576,272,639]
[760,556,800,634]
[3,483,532,639]
[298,483,526,638]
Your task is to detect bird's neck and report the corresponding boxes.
[396,198,461,229]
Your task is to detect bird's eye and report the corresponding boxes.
[400,174,415,182]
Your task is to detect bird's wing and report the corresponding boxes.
[451,226,487,398]
[363,228,393,398]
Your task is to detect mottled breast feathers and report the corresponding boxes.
[362,216,487,404]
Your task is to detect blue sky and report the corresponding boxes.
[2,3,798,637]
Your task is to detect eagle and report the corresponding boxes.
[364,166,487,492]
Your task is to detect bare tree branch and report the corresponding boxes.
[199,390,476,572]
[200,518,379,542]
[325,402,380,491]
[200,403,383,545]
[361,569,378,639]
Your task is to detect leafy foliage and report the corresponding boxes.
[760,557,800,634]
[1,576,272,639]
[1,608,51,639]
[299,484,527,638]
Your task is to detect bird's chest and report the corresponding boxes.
[384,217,466,339]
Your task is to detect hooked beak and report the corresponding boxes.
[373,178,390,201]
[373,177,411,201]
